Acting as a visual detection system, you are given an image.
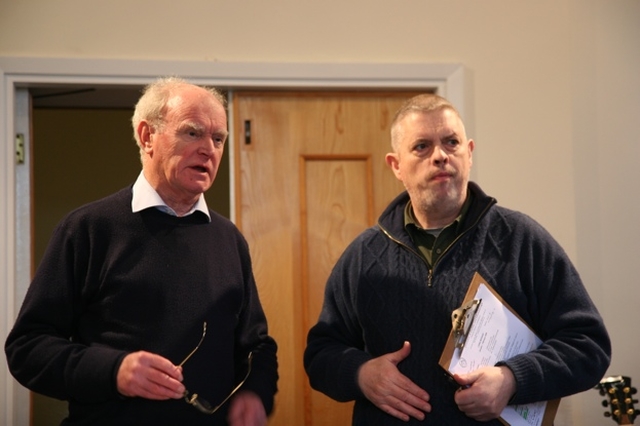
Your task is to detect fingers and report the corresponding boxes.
[117,351,185,400]
[377,389,431,422]
[358,342,431,422]
[454,366,516,421]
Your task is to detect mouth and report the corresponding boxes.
[191,165,209,174]
[431,172,453,181]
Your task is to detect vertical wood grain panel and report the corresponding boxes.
[299,155,373,424]
[234,91,417,425]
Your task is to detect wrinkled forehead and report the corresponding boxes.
[164,89,227,123]
[166,85,223,109]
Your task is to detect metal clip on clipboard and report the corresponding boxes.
[451,298,482,349]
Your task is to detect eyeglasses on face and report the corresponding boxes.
[178,321,253,415]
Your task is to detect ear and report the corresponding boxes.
[468,139,475,167]
[137,121,154,154]
[385,152,402,181]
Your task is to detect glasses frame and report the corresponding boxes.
[178,321,253,415]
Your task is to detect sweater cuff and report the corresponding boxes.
[496,356,541,405]
[69,346,128,402]
[336,350,372,401]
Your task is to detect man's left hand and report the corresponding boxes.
[453,365,516,421]
[227,391,267,426]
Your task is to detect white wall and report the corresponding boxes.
[1,0,638,425]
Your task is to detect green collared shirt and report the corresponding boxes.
[404,194,472,267]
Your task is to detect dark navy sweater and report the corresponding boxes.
[5,186,278,425]
[304,182,610,425]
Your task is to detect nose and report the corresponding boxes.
[198,136,216,158]
[432,145,449,165]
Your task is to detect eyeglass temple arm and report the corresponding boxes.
[184,352,253,415]
[178,321,207,367]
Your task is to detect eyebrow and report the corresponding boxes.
[178,122,228,138]
[178,122,205,133]
[441,131,461,140]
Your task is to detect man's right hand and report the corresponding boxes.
[357,341,431,422]
[116,351,185,399]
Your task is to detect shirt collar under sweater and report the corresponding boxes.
[377,181,496,247]
[131,171,211,222]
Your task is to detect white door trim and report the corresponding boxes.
[0,56,468,425]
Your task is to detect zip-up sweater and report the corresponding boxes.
[5,186,278,426]
[304,182,610,425]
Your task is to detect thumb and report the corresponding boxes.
[453,370,478,387]
[387,341,412,365]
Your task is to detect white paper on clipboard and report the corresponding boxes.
[439,272,559,426]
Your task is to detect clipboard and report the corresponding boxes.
[439,272,560,426]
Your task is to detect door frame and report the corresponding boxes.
[0,56,468,424]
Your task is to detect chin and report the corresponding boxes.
[420,189,460,211]
[186,177,213,192]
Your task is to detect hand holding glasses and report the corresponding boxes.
[178,321,253,415]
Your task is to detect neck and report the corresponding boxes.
[413,201,463,230]
[161,193,199,217]
[418,214,457,230]
[142,169,199,216]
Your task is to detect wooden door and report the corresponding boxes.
[233,91,416,426]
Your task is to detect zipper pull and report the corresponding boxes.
[428,270,433,287]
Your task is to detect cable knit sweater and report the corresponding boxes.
[5,186,278,426]
[304,182,610,425]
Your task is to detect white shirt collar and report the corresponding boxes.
[131,172,211,222]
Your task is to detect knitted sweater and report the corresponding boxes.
[304,182,610,425]
[5,186,278,426]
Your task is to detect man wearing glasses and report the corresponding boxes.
[5,77,278,425]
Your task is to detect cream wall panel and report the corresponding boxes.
[0,0,584,254]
